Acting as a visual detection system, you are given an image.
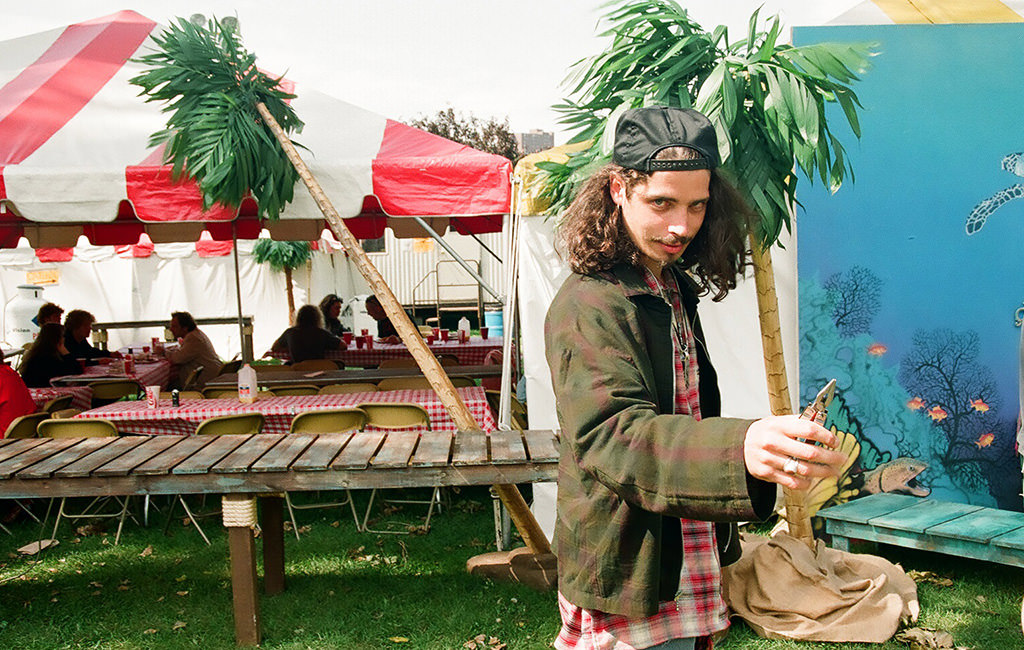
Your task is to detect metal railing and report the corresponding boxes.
[91,316,254,362]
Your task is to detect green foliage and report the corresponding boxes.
[130,16,303,219]
[411,108,521,163]
[541,0,875,248]
[252,239,312,271]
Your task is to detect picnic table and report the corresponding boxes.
[0,428,560,645]
[75,387,498,436]
[50,359,172,390]
[28,386,93,411]
[205,365,502,389]
[267,336,503,367]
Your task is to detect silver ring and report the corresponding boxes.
[783,458,799,475]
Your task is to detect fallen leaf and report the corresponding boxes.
[388,637,409,643]
[175,575,187,582]
[896,627,954,649]
[143,629,157,635]
[975,595,986,603]
[905,570,953,587]
[330,521,341,528]
[172,621,186,631]
[118,585,130,591]
[176,591,189,597]
[157,596,165,602]
[89,581,103,588]
[139,546,153,557]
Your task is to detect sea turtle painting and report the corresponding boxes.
[965,152,1024,235]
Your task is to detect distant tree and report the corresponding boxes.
[824,265,882,337]
[410,108,521,163]
[252,240,312,324]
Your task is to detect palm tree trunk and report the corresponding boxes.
[751,241,815,548]
[284,266,295,324]
[254,103,551,556]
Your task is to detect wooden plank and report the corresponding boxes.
[260,496,286,595]
[134,435,217,476]
[247,434,317,473]
[54,436,149,478]
[173,435,250,475]
[410,431,451,467]
[371,431,418,468]
[227,526,261,646]
[93,436,183,477]
[489,430,527,465]
[0,438,85,479]
[452,430,487,465]
[991,525,1024,552]
[868,498,982,534]
[331,431,384,469]
[927,508,1024,543]
[214,435,288,474]
[522,429,559,463]
[816,493,924,525]
[0,438,49,464]
[16,437,116,479]
[289,433,352,471]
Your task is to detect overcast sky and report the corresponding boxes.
[1,1,866,141]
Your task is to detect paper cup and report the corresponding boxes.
[365,335,374,350]
[356,336,365,349]
[480,327,489,340]
[342,332,353,345]
[440,329,449,342]
[145,386,160,408]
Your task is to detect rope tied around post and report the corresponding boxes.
[222,495,259,529]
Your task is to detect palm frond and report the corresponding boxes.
[130,16,303,219]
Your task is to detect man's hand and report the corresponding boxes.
[743,415,847,490]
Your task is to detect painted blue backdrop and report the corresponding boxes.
[794,23,1024,510]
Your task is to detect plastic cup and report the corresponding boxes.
[480,327,489,340]
[342,332,353,345]
[364,335,374,350]
[432,327,440,338]
[458,330,468,344]
[440,329,449,342]
[142,346,150,354]
[361,328,369,337]
[426,334,435,345]
[356,336,365,349]
[145,386,160,408]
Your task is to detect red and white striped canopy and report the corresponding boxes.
[0,10,512,249]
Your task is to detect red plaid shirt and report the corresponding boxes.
[554,268,727,650]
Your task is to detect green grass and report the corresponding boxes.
[1,490,1022,649]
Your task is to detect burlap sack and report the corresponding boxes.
[722,533,919,642]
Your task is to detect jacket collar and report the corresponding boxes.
[607,263,700,313]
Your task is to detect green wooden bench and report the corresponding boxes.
[817,493,1024,568]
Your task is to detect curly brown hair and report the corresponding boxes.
[556,147,752,301]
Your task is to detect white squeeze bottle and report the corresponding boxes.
[237,363,257,404]
[458,316,470,343]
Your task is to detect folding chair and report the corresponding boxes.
[271,384,320,396]
[290,359,339,372]
[39,419,134,544]
[378,358,418,369]
[181,364,205,391]
[41,394,74,413]
[4,412,48,439]
[284,408,368,538]
[319,383,378,394]
[356,403,441,534]
[377,377,432,391]
[87,379,143,408]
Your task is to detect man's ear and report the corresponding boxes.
[609,173,626,207]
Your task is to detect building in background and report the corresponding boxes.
[515,130,554,156]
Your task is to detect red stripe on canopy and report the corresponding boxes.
[0,12,156,164]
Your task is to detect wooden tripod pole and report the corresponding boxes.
[750,241,815,548]
[255,103,551,555]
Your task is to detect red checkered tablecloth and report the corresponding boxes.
[28,386,93,411]
[268,336,503,367]
[52,360,172,390]
[76,386,497,436]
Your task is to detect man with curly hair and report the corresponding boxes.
[545,106,845,650]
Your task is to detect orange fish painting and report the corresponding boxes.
[975,433,995,449]
[927,406,948,421]
[867,343,888,356]
[906,397,926,410]
[969,398,990,413]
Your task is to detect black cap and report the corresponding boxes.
[612,106,720,172]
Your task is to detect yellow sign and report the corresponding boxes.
[26,268,59,285]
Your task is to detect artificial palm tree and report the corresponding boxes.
[539,0,873,545]
[131,16,549,557]
[252,239,312,323]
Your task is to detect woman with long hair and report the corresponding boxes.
[271,304,346,364]
[20,323,81,387]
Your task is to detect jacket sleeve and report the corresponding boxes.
[167,335,196,365]
[546,276,767,522]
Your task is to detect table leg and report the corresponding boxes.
[261,496,285,595]
[228,526,261,646]
[830,534,851,552]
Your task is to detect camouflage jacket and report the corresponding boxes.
[545,263,775,617]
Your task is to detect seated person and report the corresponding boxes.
[319,294,348,336]
[165,311,222,389]
[1,362,38,437]
[20,323,82,388]
[272,304,345,363]
[63,309,112,361]
[364,295,403,344]
[35,302,64,327]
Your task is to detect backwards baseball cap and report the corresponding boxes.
[612,106,720,172]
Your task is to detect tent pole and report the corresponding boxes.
[412,216,502,301]
[231,223,250,363]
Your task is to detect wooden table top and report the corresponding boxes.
[205,365,502,389]
[0,429,559,499]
